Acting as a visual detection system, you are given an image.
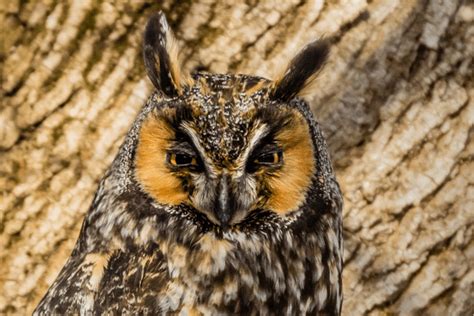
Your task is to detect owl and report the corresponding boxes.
[34,11,343,316]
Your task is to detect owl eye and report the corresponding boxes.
[168,153,198,168]
[255,152,281,165]
[248,149,283,172]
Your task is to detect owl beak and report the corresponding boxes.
[214,174,234,228]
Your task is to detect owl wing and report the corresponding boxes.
[93,244,169,314]
[34,245,169,315]
[34,179,171,315]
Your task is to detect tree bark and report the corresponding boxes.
[1,0,472,315]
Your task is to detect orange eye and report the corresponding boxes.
[168,153,198,167]
[255,152,280,164]
[247,149,283,173]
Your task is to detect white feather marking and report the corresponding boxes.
[235,121,268,168]
[318,286,328,306]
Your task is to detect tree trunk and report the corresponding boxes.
[1,0,472,315]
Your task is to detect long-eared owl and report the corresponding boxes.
[34,11,343,315]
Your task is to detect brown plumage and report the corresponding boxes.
[35,11,343,315]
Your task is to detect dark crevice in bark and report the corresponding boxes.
[259,0,307,60]
[228,8,290,72]
[2,88,79,152]
[41,4,99,91]
[178,0,219,68]
[322,0,434,168]
[365,233,461,314]
[328,10,370,45]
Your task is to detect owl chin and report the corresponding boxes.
[188,204,251,230]
[185,202,280,234]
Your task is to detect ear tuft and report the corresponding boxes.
[143,12,192,97]
[271,39,330,102]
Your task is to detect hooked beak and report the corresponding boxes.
[214,173,235,228]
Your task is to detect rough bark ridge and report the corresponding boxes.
[1,0,473,315]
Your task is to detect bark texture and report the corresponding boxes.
[1,0,473,315]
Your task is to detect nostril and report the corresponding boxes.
[216,211,231,229]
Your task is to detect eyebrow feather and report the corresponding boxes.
[180,122,215,175]
[236,123,269,167]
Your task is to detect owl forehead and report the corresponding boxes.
[184,74,271,162]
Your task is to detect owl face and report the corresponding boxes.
[136,13,329,229]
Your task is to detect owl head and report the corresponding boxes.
[134,12,333,230]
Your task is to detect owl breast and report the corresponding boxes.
[90,224,341,315]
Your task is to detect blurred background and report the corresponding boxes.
[0,0,473,314]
